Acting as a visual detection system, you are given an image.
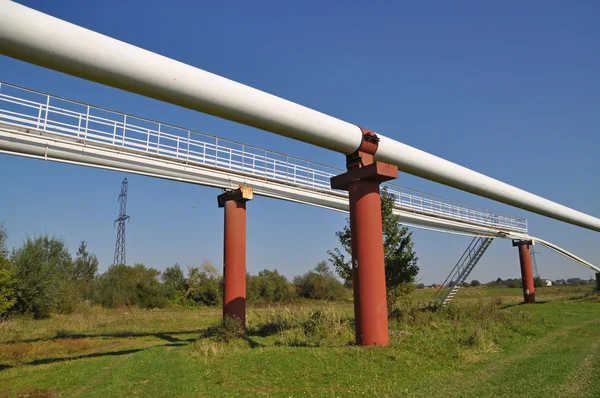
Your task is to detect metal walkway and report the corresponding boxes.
[0,81,598,273]
[0,81,528,237]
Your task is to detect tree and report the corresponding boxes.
[0,223,8,259]
[11,235,74,318]
[328,186,419,306]
[471,280,481,287]
[0,224,16,316]
[74,241,98,282]
[184,260,222,306]
[162,263,187,301]
[72,240,99,302]
[0,258,17,316]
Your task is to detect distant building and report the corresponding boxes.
[545,280,553,286]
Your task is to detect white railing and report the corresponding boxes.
[0,81,528,233]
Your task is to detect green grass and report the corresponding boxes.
[0,286,598,397]
[411,284,596,303]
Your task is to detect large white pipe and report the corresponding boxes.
[1,0,599,232]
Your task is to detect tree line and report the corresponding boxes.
[425,277,597,290]
[0,223,351,319]
[484,277,596,288]
[0,187,421,319]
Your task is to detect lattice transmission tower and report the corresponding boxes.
[113,178,130,266]
[530,246,540,279]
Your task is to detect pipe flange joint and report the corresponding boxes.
[356,126,379,155]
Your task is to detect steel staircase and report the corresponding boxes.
[433,237,494,307]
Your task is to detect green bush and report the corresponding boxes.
[293,261,346,301]
[207,315,246,342]
[0,257,17,316]
[55,280,80,314]
[387,283,415,309]
[183,261,222,307]
[263,306,354,347]
[95,263,167,309]
[247,269,297,302]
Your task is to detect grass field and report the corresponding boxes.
[1,285,599,397]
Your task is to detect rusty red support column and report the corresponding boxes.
[595,273,600,292]
[513,240,535,304]
[331,128,398,346]
[217,186,253,326]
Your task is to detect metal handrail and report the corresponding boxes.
[0,81,528,233]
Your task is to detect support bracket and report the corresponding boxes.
[217,186,253,207]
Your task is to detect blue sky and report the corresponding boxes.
[0,0,598,284]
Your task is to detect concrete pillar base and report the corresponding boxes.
[218,186,253,327]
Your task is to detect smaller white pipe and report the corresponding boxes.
[532,237,599,273]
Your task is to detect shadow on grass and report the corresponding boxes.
[566,294,592,302]
[243,336,264,348]
[0,342,186,371]
[246,322,288,338]
[1,329,207,345]
[246,319,356,340]
[154,333,198,343]
[501,300,551,309]
[0,329,269,371]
